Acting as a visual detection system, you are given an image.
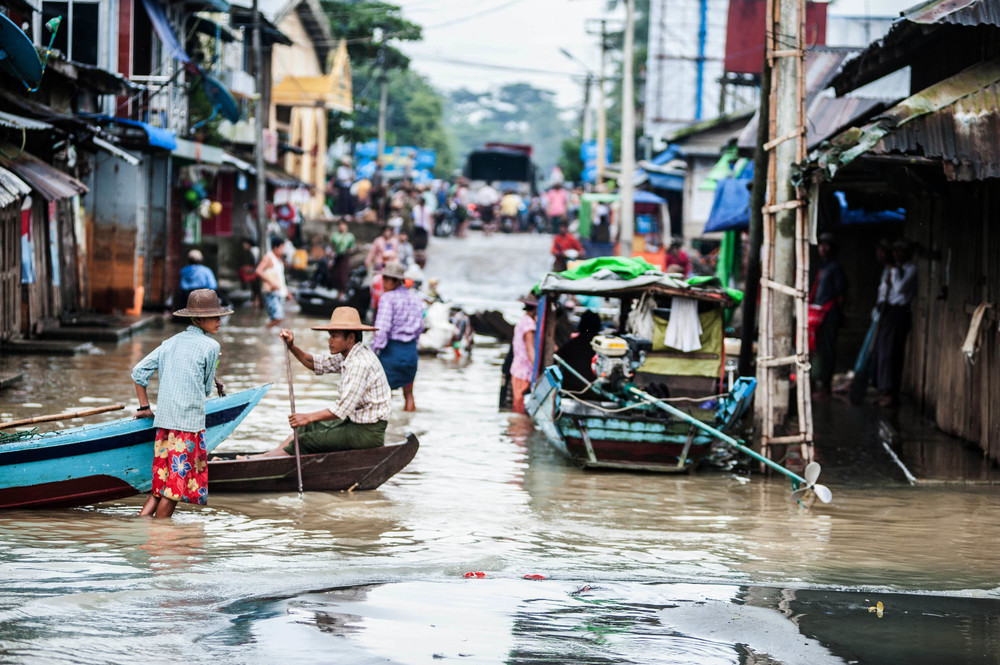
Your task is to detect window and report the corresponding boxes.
[41,0,99,65]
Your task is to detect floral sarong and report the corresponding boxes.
[152,428,208,505]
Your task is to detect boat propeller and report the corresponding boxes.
[790,462,833,504]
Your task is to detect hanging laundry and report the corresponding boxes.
[664,297,702,352]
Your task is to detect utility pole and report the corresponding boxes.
[586,19,615,186]
[739,59,770,378]
[375,28,387,161]
[618,0,636,256]
[252,0,267,248]
[757,0,813,465]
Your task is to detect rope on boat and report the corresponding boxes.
[0,428,39,444]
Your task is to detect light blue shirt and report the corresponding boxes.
[131,326,220,432]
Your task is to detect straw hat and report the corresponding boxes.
[378,261,406,281]
[311,306,378,331]
[173,289,233,318]
[520,293,539,308]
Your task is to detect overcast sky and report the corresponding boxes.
[395,0,918,109]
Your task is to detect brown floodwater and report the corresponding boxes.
[0,233,998,665]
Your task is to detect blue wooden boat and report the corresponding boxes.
[0,384,270,509]
[523,259,755,473]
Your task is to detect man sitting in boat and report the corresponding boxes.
[247,307,391,458]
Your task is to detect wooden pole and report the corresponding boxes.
[618,0,636,256]
[285,346,305,495]
[0,404,125,430]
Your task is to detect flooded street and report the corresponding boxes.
[1,233,999,664]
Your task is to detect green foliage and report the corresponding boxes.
[321,0,453,177]
[321,0,421,69]
[445,83,571,178]
[604,0,649,154]
[559,138,584,184]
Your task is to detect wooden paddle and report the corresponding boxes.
[0,404,125,430]
[285,345,305,495]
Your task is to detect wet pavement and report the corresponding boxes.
[0,232,998,664]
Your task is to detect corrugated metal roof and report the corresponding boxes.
[903,0,1000,26]
[0,110,53,132]
[739,94,890,150]
[736,49,867,149]
[0,149,89,201]
[0,165,31,208]
[804,59,1000,182]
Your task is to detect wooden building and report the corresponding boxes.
[0,167,31,342]
[800,0,1000,463]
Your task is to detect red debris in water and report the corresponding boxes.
[523,574,546,580]
[463,571,486,578]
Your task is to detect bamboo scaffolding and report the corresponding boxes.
[757,0,814,468]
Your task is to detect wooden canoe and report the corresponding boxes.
[208,433,418,492]
[0,385,271,509]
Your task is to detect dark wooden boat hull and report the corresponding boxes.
[208,434,418,492]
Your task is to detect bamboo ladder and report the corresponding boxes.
[757,0,814,466]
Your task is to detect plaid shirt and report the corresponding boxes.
[371,286,424,353]
[131,325,219,433]
[313,343,391,423]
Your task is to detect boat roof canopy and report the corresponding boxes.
[535,258,738,305]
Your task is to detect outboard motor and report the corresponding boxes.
[589,334,652,392]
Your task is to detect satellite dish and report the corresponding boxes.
[0,14,43,89]
[203,74,241,124]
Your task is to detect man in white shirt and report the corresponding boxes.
[873,239,918,406]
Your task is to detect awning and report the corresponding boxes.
[229,7,293,46]
[141,0,191,64]
[271,40,352,112]
[98,117,177,151]
[91,137,141,166]
[0,165,31,208]
[5,0,40,15]
[188,15,238,43]
[48,57,144,96]
[0,149,89,201]
[266,167,312,189]
[173,137,224,164]
[222,151,254,173]
[803,59,1000,182]
[0,110,52,132]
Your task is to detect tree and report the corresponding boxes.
[321,1,453,176]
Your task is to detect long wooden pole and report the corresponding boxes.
[0,404,125,430]
[285,346,305,495]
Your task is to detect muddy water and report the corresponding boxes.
[0,233,998,664]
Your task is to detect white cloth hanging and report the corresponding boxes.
[664,297,702,352]
[626,292,655,340]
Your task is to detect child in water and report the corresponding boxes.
[131,289,231,518]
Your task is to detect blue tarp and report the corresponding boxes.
[703,162,754,233]
[634,190,666,205]
[141,0,190,64]
[834,191,905,225]
[95,116,177,150]
[640,145,685,192]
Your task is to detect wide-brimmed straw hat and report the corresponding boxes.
[173,289,233,318]
[311,306,378,331]
[378,261,406,281]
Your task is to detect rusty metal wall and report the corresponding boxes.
[905,180,1000,463]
